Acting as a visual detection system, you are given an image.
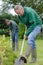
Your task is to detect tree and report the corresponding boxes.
[3,0,43,15]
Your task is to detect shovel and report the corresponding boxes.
[14,38,27,65]
[10,33,12,49]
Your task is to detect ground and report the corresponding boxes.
[0,36,43,65]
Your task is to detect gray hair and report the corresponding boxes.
[14,5,23,10]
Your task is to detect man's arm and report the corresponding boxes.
[25,23,36,36]
[25,11,36,36]
[25,25,27,34]
[9,30,12,36]
[24,25,27,39]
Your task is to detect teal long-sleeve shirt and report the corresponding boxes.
[18,7,42,36]
[9,20,19,33]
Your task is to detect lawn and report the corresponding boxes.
[0,36,43,65]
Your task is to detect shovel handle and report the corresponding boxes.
[10,33,12,48]
[20,38,25,56]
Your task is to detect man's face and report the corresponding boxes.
[14,8,24,16]
[5,20,10,25]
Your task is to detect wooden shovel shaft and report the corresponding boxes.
[10,34,12,48]
[20,38,25,56]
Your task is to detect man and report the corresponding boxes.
[14,5,42,63]
[5,19,19,51]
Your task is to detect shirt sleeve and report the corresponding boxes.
[28,11,36,23]
[25,23,36,36]
[25,11,36,36]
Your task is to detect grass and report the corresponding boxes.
[0,36,43,65]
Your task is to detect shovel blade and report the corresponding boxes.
[14,58,24,65]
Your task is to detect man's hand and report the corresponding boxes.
[24,34,27,40]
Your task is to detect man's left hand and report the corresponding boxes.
[24,34,27,40]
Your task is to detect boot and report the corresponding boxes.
[25,45,32,58]
[30,48,37,63]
